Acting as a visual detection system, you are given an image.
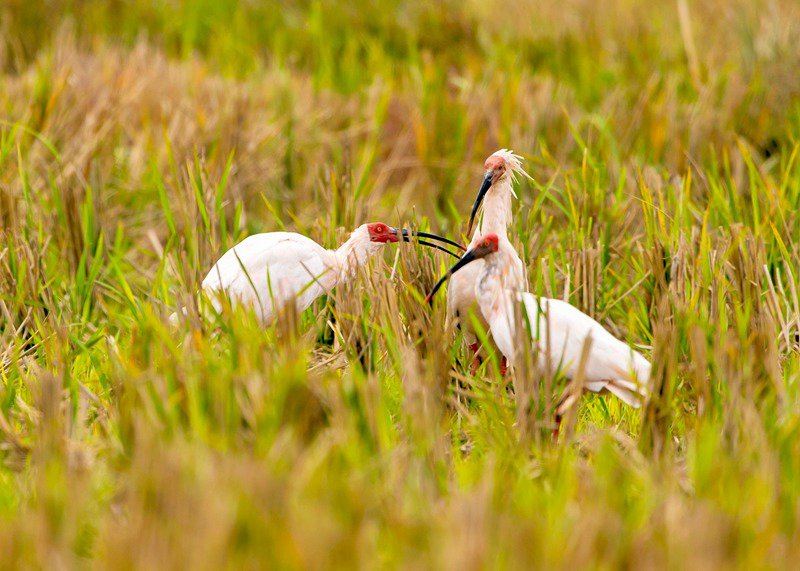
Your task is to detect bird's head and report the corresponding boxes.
[467,149,532,235]
[366,222,400,244]
[484,154,508,185]
[486,149,529,181]
[471,233,501,258]
[355,222,464,257]
[425,234,500,304]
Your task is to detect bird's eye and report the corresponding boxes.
[484,240,491,248]
[376,225,384,232]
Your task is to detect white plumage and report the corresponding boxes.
[447,149,530,363]
[483,291,650,406]
[173,223,397,326]
[436,234,650,407]
[200,231,341,324]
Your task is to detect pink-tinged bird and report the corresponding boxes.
[447,149,532,372]
[429,234,650,413]
[179,223,461,326]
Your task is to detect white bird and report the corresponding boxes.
[429,233,650,412]
[174,223,461,326]
[447,149,531,372]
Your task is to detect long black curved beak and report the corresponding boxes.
[424,249,479,304]
[466,170,494,236]
[393,228,465,259]
[399,229,465,251]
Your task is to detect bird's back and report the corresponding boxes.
[486,292,649,404]
[523,296,649,380]
[202,232,336,324]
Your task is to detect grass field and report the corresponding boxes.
[2,0,800,567]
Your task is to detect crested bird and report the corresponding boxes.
[174,223,462,326]
[428,233,650,430]
[447,149,532,373]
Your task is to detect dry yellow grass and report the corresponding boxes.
[1,0,800,568]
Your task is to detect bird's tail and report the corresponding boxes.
[603,378,646,408]
[603,351,650,407]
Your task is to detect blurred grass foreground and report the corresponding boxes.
[2,0,800,568]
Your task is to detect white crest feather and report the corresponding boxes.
[491,149,533,182]
[490,149,534,194]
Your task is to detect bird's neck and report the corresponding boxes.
[477,248,523,297]
[333,232,376,282]
[476,256,515,319]
[472,177,513,240]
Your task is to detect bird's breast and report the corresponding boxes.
[446,258,490,334]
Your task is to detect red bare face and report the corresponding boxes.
[474,233,500,257]
[484,156,506,181]
[366,222,399,243]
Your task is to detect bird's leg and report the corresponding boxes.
[552,413,563,443]
[468,342,483,375]
[552,388,575,443]
[499,357,508,377]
